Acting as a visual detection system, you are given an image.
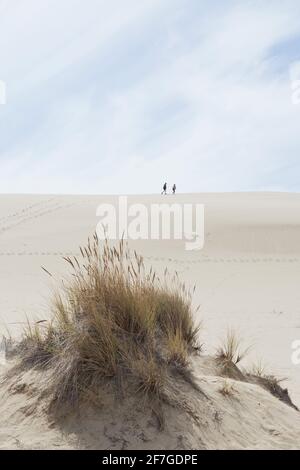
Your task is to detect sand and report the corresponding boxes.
[0,192,300,449]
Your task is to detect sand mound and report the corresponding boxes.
[0,354,300,450]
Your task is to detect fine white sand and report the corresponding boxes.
[0,192,300,449]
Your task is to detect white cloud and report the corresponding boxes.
[0,0,300,194]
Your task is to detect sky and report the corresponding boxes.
[0,0,300,194]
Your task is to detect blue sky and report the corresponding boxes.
[0,0,300,194]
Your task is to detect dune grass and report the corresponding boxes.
[218,379,236,397]
[248,360,265,377]
[18,234,200,417]
[216,329,251,365]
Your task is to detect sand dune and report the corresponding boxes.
[0,192,300,449]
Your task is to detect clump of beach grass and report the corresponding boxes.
[218,379,236,397]
[17,234,201,419]
[215,329,251,381]
[248,359,265,377]
[216,329,251,365]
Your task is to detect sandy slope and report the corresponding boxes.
[1,355,300,450]
[0,192,300,449]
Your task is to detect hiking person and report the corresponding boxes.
[172,183,176,194]
[161,182,167,195]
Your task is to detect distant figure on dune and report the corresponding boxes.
[161,182,167,195]
[172,184,176,194]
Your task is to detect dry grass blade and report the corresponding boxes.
[41,266,52,277]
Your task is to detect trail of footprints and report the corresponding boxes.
[0,199,299,262]
[0,196,107,236]
[0,251,298,263]
[0,197,56,223]
[143,256,300,264]
[0,197,77,235]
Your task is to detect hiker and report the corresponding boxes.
[172,183,176,194]
[161,182,167,195]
